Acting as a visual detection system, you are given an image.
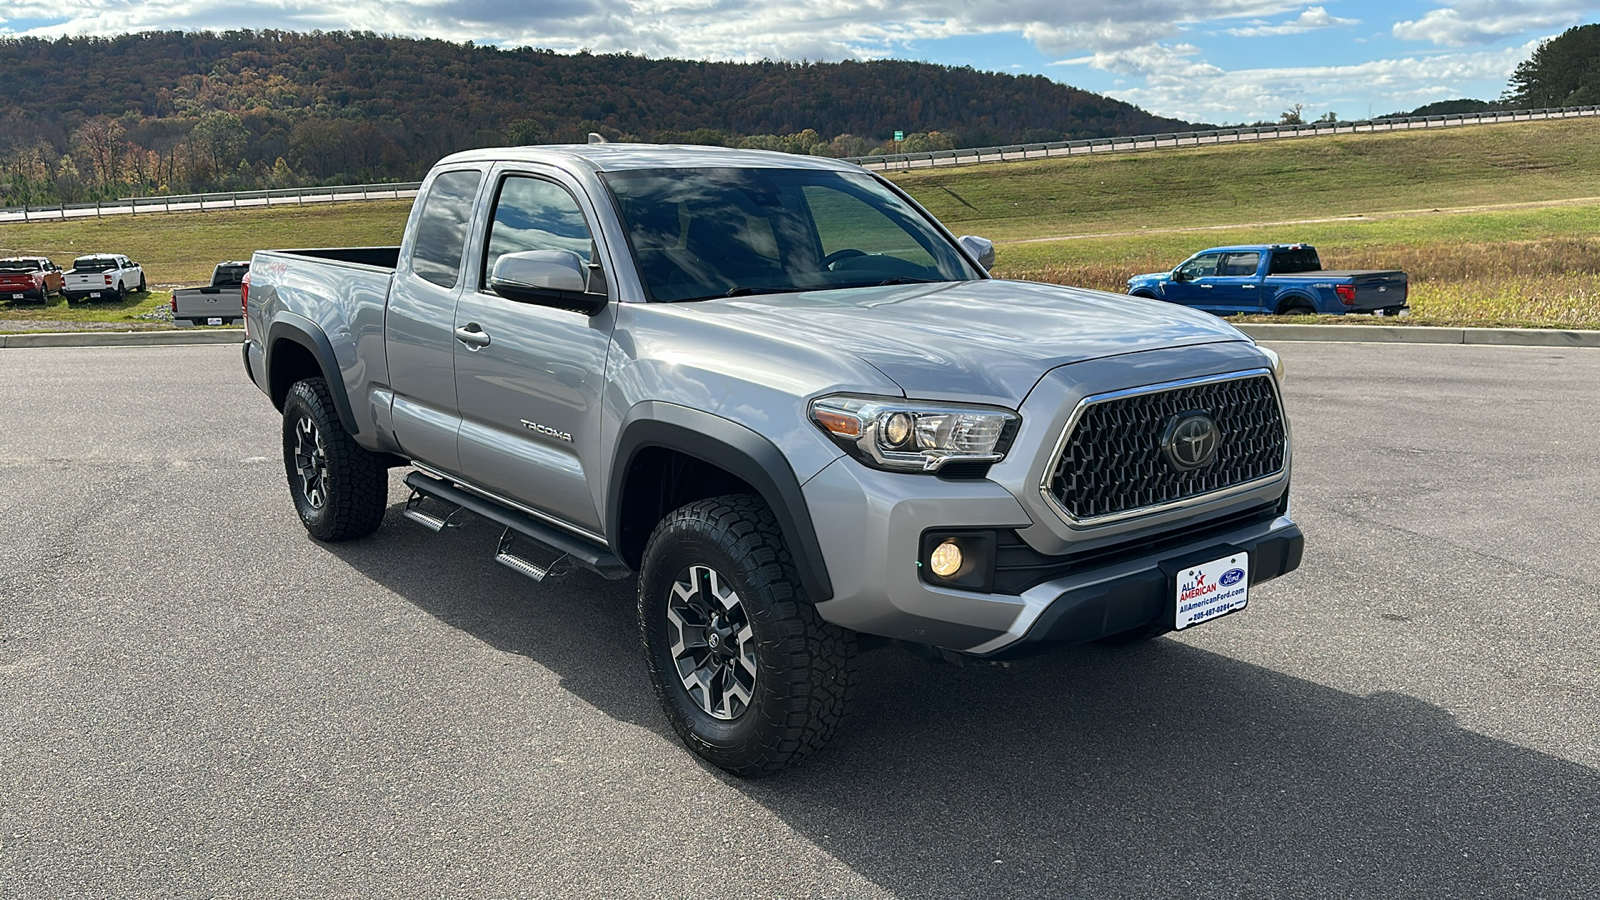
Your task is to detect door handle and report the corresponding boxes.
[1200,284,1213,289]
[1241,284,1256,289]
[455,324,491,348]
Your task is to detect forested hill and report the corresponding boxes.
[0,30,1193,202]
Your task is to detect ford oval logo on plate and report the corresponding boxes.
[1219,568,1246,587]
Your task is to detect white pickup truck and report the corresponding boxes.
[63,254,145,303]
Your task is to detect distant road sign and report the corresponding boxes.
[894,130,904,141]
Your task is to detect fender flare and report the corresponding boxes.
[608,402,833,603]
[1273,291,1317,314]
[265,313,361,436]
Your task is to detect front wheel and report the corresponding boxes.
[281,377,388,541]
[639,495,856,776]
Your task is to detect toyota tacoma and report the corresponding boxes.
[243,144,1304,774]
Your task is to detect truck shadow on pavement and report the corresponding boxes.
[331,504,1600,900]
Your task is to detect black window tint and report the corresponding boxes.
[482,176,594,288]
[411,170,482,289]
[1269,248,1321,274]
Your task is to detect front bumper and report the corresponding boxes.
[804,455,1302,657]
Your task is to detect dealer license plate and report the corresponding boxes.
[1175,553,1249,630]
[207,317,223,326]
[90,291,102,298]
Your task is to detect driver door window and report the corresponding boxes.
[481,176,595,289]
[1178,254,1222,279]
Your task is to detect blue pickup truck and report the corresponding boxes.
[1127,244,1408,316]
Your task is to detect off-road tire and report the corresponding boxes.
[281,377,387,541]
[639,494,856,776]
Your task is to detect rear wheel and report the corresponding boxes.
[281,377,387,541]
[1280,303,1314,316]
[136,273,146,292]
[639,494,855,776]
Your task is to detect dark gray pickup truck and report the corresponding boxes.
[243,144,1303,773]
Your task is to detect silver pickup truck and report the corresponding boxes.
[172,260,248,325]
[243,144,1303,774]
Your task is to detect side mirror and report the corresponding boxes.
[957,235,996,271]
[489,250,607,315]
[1172,269,1189,283]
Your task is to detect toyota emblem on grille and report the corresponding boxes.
[1163,412,1219,471]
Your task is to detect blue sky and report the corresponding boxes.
[1,2,1594,125]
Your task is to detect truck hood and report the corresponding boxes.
[693,278,1247,406]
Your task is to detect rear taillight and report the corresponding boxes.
[104,274,113,285]
[170,293,177,314]
[1335,284,1356,305]
[240,272,251,338]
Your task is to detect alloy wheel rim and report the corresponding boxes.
[293,416,330,510]
[666,564,757,720]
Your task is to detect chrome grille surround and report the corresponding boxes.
[1040,369,1288,527]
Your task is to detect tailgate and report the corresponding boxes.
[173,286,243,318]
[1346,271,1408,311]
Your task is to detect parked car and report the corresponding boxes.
[171,260,248,325]
[0,257,64,301]
[62,254,145,303]
[244,145,1302,774]
[1127,244,1408,316]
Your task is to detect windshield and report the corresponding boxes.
[73,257,116,272]
[602,167,982,302]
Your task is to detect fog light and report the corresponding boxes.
[929,539,963,577]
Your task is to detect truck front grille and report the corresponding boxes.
[1045,373,1286,523]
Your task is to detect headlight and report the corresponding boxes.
[1259,345,1284,382]
[809,395,1020,473]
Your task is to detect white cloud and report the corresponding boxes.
[1227,6,1359,38]
[1393,0,1592,47]
[0,0,1305,60]
[1059,39,1535,122]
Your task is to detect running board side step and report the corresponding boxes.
[403,471,633,581]
[495,529,575,583]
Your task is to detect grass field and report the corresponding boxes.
[5,117,1600,330]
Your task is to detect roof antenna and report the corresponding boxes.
[588,133,608,144]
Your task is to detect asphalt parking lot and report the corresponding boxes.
[2,341,1597,899]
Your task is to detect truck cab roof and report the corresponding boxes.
[435,143,863,175]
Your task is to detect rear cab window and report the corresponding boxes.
[410,170,485,289]
[1268,248,1322,274]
